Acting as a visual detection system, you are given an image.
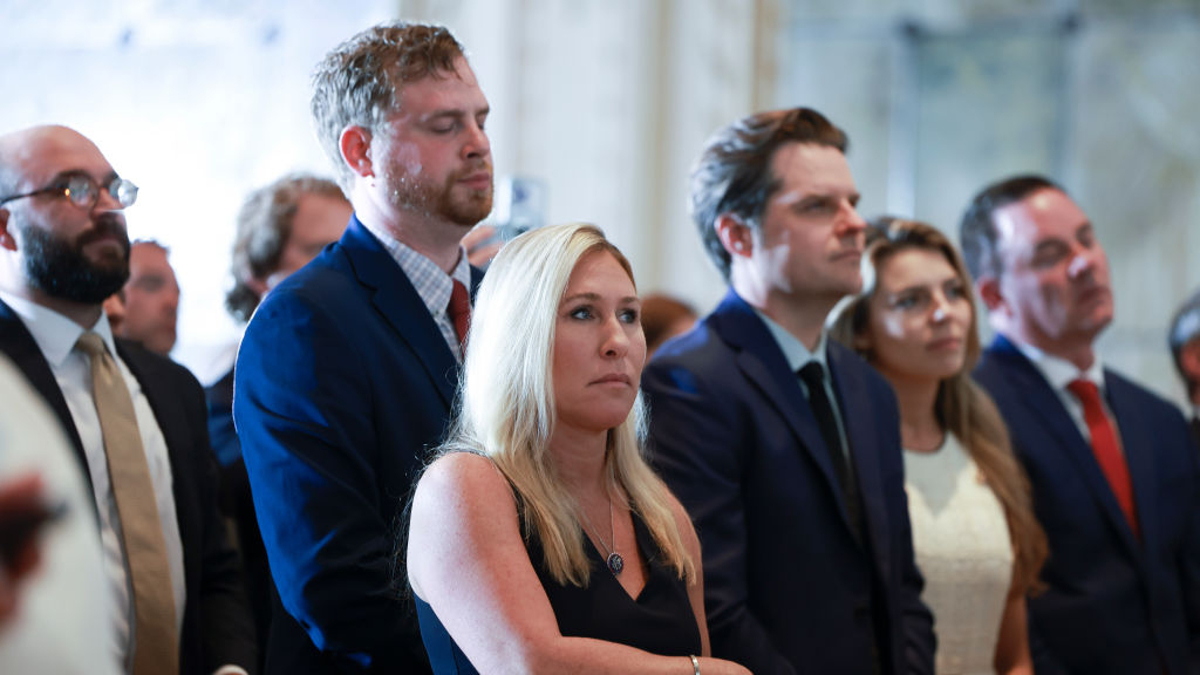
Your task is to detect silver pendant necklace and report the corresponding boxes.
[580,497,624,576]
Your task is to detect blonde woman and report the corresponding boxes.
[407,223,750,675]
[831,218,1048,675]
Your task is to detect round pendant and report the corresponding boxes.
[606,552,625,575]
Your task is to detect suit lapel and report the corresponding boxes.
[710,291,858,539]
[1105,370,1159,555]
[990,336,1141,558]
[828,344,889,565]
[0,299,90,482]
[339,218,459,407]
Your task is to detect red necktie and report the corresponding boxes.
[448,281,471,348]
[1067,378,1140,539]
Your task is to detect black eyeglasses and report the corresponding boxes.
[0,173,139,210]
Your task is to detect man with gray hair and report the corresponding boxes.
[1169,289,1200,447]
[233,22,491,675]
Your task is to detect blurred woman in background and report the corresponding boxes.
[831,217,1047,675]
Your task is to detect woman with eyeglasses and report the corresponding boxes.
[830,218,1048,675]
[406,223,750,675]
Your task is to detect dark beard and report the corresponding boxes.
[19,216,131,304]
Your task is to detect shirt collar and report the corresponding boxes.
[754,308,829,373]
[358,217,472,317]
[0,289,115,366]
[1007,334,1105,391]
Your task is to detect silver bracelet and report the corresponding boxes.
[689,654,700,675]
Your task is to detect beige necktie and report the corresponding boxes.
[76,332,179,675]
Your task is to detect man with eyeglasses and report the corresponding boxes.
[0,125,257,675]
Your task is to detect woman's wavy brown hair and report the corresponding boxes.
[830,217,1048,596]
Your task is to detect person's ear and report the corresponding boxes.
[1181,339,1200,390]
[853,329,872,354]
[339,126,374,179]
[716,213,753,259]
[246,275,269,298]
[0,209,16,252]
[976,275,1004,312]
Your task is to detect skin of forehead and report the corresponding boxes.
[991,188,1083,253]
[768,143,856,208]
[0,126,112,187]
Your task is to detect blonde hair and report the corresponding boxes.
[830,217,1047,595]
[439,223,695,587]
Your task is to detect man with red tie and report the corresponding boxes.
[232,22,490,675]
[963,175,1200,675]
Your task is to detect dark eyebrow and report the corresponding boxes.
[48,169,118,185]
[797,190,860,205]
[1033,238,1069,255]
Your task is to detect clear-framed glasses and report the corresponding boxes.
[0,173,139,210]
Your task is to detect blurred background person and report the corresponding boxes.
[639,293,697,359]
[407,223,750,675]
[963,175,1200,675]
[209,172,350,660]
[831,217,1047,674]
[1168,289,1200,448]
[111,240,180,355]
[102,289,126,335]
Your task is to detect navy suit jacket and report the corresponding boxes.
[975,334,1200,675]
[234,215,480,675]
[642,290,935,675]
[0,300,257,675]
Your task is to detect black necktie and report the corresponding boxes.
[798,361,864,544]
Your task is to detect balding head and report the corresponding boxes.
[0,125,132,319]
[0,126,103,194]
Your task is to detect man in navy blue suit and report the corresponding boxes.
[963,175,1200,675]
[232,22,492,675]
[642,107,935,675]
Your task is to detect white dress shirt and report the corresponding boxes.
[359,218,472,362]
[1008,337,1121,449]
[0,290,185,673]
[756,310,853,460]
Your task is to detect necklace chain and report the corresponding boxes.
[579,494,625,575]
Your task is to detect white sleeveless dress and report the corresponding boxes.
[904,433,1013,675]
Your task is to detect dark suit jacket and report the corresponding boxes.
[233,215,480,675]
[0,299,258,675]
[975,334,1200,675]
[1191,415,1200,454]
[642,290,935,675]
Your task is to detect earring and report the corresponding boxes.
[734,241,745,251]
